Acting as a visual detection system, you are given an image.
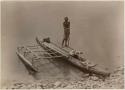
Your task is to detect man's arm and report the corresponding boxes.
[63,22,65,29]
[69,22,70,28]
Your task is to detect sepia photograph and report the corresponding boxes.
[1,0,124,89]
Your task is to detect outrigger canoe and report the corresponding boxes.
[36,37,110,78]
[16,37,110,78]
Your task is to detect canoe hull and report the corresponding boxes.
[36,37,110,78]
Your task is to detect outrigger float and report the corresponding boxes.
[16,37,110,78]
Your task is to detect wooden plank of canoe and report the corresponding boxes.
[62,47,73,53]
[43,42,70,57]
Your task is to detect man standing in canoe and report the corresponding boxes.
[62,17,70,47]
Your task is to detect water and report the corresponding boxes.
[1,1,124,85]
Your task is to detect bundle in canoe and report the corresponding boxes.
[36,37,110,78]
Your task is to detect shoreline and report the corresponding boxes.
[1,66,124,89]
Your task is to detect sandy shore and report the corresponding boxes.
[2,66,124,89]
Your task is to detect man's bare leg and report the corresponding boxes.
[65,39,68,47]
[62,38,67,47]
[62,39,65,47]
[67,37,70,47]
